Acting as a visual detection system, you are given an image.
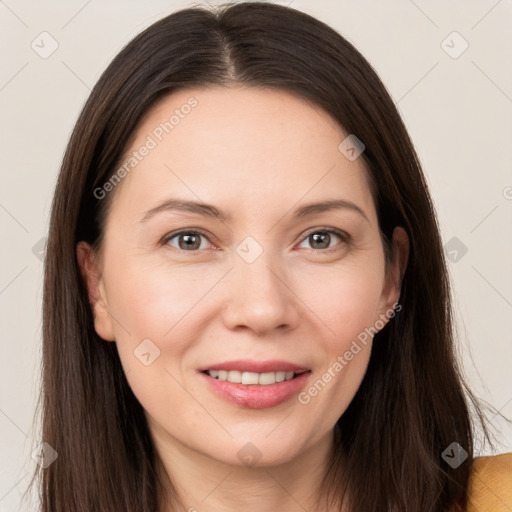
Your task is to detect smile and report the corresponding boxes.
[198,361,312,409]
[203,369,303,385]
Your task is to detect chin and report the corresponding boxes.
[204,434,310,469]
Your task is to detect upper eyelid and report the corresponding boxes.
[299,226,349,239]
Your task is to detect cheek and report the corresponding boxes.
[296,260,385,346]
[291,263,382,418]
[105,251,212,334]
[300,343,372,434]
[105,266,207,422]
[104,257,228,382]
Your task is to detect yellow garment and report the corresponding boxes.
[467,452,512,511]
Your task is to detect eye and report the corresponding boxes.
[162,227,349,253]
[297,228,348,251]
[163,230,214,251]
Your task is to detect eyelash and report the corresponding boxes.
[161,227,350,254]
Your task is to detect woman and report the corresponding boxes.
[26,1,511,511]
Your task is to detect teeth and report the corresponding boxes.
[206,370,298,385]
[242,372,259,385]
[258,372,276,385]
[227,370,242,383]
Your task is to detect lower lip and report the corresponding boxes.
[199,371,311,409]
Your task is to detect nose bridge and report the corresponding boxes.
[236,237,287,301]
[240,248,282,294]
[222,236,298,333]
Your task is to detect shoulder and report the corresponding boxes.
[467,452,512,511]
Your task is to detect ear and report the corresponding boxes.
[375,226,409,323]
[76,241,116,342]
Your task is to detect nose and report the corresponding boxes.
[220,251,301,336]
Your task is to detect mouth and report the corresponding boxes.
[198,360,312,409]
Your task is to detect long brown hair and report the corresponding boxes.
[25,2,492,510]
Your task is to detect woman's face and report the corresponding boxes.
[78,86,407,468]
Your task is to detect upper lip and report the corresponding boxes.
[197,360,310,374]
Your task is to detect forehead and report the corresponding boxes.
[109,85,377,226]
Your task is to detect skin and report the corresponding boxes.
[77,85,409,512]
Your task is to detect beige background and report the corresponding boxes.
[1,0,511,510]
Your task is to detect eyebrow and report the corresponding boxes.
[138,198,370,224]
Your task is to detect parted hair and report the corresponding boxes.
[26,2,491,511]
